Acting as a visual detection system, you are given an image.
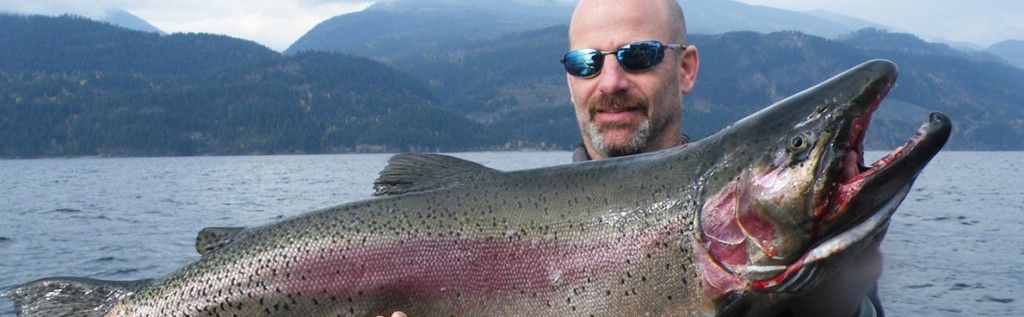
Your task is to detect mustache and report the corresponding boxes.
[588,94,648,116]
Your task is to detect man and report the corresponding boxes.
[563,0,884,316]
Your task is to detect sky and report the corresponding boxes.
[0,0,375,51]
[1,0,1022,51]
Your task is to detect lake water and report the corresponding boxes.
[0,152,1020,316]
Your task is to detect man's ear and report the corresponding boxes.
[678,45,700,95]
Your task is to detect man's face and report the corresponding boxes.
[567,0,687,159]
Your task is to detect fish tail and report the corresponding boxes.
[2,277,152,317]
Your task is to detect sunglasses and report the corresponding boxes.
[561,40,687,78]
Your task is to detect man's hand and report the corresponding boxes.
[785,231,885,317]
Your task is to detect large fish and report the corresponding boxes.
[3,59,951,317]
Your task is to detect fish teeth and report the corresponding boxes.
[746,265,787,275]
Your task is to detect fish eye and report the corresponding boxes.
[788,135,809,153]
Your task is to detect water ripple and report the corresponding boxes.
[949,282,986,291]
[49,208,83,213]
[88,256,122,263]
[978,296,1015,304]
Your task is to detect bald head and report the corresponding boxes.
[568,0,687,47]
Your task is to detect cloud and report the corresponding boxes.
[1,0,374,51]
[296,0,372,5]
[136,0,376,50]
[0,0,131,18]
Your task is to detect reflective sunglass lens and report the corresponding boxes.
[618,42,663,71]
[563,49,602,78]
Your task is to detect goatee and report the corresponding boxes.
[585,94,651,157]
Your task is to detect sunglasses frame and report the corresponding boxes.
[561,40,687,78]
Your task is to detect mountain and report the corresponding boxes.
[285,0,574,57]
[0,8,163,34]
[0,14,276,75]
[838,28,1005,64]
[988,40,1024,69]
[0,14,494,157]
[803,10,887,32]
[679,0,876,38]
[101,9,164,34]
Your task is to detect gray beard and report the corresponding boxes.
[587,119,651,157]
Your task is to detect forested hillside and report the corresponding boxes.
[0,14,491,157]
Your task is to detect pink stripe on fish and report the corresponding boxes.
[272,226,681,305]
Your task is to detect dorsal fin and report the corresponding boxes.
[373,153,499,196]
[195,227,245,255]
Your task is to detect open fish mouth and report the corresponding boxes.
[753,105,952,292]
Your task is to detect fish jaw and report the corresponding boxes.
[818,113,952,232]
[753,112,952,291]
[750,92,952,291]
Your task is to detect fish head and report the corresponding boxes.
[694,60,951,307]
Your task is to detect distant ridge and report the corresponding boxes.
[0,14,276,74]
[285,0,573,57]
[679,0,877,38]
[0,8,163,34]
[839,28,1005,64]
[102,9,164,34]
[988,40,1024,69]
[803,9,888,32]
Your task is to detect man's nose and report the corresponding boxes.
[597,55,630,95]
